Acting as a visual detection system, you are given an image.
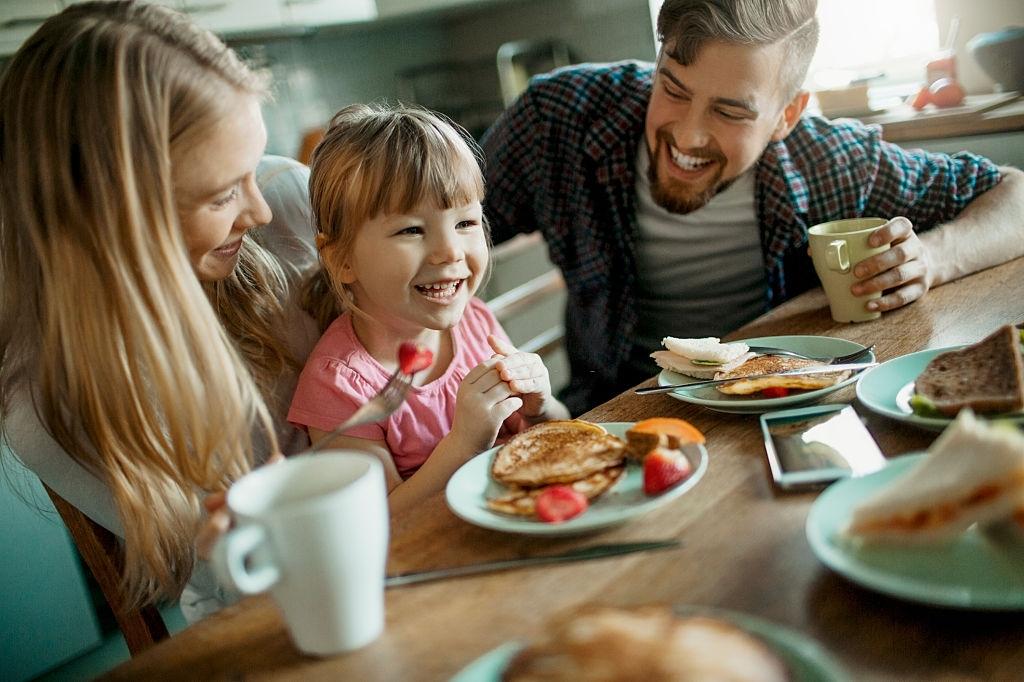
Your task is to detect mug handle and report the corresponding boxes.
[212,524,281,594]
[825,239,850,273]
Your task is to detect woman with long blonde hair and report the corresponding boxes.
[0,1,319,620]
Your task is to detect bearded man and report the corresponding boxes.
[481,0,1024,415]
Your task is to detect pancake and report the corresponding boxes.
[714,355,850,396]
[486,465,626,517]
[502,605,790,682]
[491,420,626,487]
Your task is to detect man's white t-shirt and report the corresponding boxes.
[630,145,767,377]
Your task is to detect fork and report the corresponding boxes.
[308,370,414,452]
[744,344,875,364]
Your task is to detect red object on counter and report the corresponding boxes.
[928,78,965,108]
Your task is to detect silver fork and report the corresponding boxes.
[308,370,414,452]
[745,343,875,364]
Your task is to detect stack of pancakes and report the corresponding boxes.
[487,421,626,517]
[502,605,790,681]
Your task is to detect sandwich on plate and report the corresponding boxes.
[651,337,754,380]
[844,409,1024,543]
[652,336,849,397]
[912,324,1024,417]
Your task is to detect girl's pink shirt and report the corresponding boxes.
[288,297,521,478]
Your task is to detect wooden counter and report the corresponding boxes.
[862,92,1024,143]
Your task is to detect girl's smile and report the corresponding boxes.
[415,278,467,302]
[340,198,488,340]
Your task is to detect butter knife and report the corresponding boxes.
[635,361,878,395]
[385,540,681,588]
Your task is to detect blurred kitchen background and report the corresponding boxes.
[1,0,1023,680]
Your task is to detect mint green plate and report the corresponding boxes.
[856,346,1024,431]
[450,606,849,681]
[445,423,708,537]
[806,454,1024,609]
[657,335,873,414]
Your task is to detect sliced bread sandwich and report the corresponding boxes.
[914,324,1024,416]
[651,336,755,379]
[844,409,1024,543]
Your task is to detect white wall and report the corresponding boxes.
[934,0,1024,94]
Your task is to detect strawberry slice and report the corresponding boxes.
[760,386,790,399]
[398,342,433,375]
[642,448,693,496]
[535,485,588,523]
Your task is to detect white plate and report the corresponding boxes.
[451,606,849,681]
[445,422,708,537]
[856,346,1024,431]
[657,336,873,414]
[806,454,1024,610]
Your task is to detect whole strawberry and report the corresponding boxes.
[642,448,693,495]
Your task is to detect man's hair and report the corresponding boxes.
[657,0,819,99]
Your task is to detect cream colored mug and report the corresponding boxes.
[808,217,890,323]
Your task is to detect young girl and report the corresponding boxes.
[289,103,569,513]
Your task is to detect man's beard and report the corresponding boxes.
[647,139,731,215]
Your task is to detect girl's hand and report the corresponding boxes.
[194,452,284,561]
[451,357,524,452]
[488,335,557,422]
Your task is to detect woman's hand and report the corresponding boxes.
[194,452,283,561]
[451,357,524,452]
[850,217,933,312]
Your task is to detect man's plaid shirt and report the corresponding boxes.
[481,61,1002,415]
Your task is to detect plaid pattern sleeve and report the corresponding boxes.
[481,63,1004,415]
[757,116,1002,304]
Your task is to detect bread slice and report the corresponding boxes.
[490,420,625,487]
[662,337,750,363]
[651,350,756,380]
[915,324,1024,416]
[844,410,1024,543]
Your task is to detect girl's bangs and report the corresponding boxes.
[350,121,484,226]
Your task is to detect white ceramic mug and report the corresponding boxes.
[212,452,388,656]
[808,217,890,323]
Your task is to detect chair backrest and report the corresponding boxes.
[485,234,567,382]
[43,484,169,656]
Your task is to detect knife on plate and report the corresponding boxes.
[635,361,878,395]
[385,540,681,588]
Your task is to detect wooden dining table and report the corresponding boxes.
[105,257,1024,681]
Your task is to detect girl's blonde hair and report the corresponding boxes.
[303,103,488,331]
[0,1,293,607]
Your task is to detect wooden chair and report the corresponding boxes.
[486,233,567,360]
[43,484,169,656]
